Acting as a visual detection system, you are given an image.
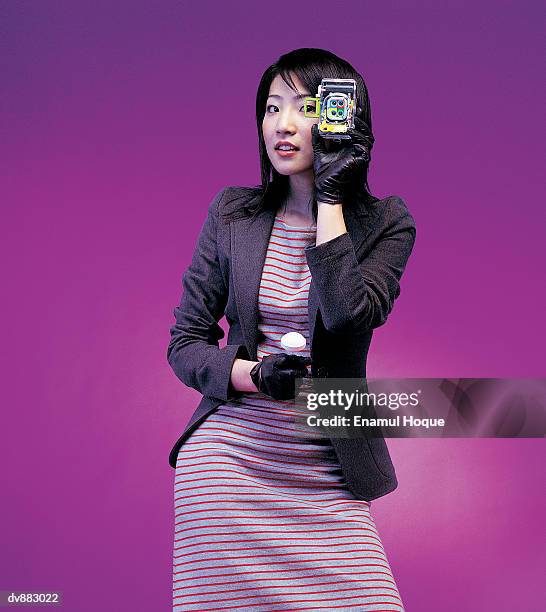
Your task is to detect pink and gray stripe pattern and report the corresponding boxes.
[173,215,404,610]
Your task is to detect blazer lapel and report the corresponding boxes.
[231,201,375,361]
[231,204,275,360]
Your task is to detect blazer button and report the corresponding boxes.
[317,366,328,377]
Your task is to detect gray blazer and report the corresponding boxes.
[167,186,416,501]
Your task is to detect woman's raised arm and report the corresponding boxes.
[305,196,417,333]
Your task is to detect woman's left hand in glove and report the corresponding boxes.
[311,116,374,205]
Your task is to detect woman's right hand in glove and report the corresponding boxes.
[311,116,373,205]
[250,353,312,400]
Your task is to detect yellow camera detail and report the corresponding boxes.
[304,78,357,140]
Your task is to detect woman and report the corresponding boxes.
[168,48,416,611]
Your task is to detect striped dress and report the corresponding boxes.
[173,214,404,611]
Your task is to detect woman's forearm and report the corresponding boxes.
[316,202,347,245]
[230,358,259,392]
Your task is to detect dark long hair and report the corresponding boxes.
[222,48,377,223]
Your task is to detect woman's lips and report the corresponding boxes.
[275,149,298,158]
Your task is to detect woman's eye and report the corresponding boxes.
[303,104,316,113]
[266,104,279,113]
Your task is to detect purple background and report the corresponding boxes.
[2,2,544,610]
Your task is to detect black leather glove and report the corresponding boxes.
[312,116,374,205]
[250,353,312,400]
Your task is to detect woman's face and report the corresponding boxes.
[262,73,319,179]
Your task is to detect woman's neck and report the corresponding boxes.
[283,171,314,218]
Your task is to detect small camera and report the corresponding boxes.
[304,78,357,140]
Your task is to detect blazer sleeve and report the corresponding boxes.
[167,188,249,401]
[304,196,416,333]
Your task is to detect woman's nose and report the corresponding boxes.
[275,110,297,134]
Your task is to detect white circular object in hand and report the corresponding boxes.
[280,332,307,353]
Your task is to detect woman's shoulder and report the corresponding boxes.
[220,185,263,208]
[214,185,264,221]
